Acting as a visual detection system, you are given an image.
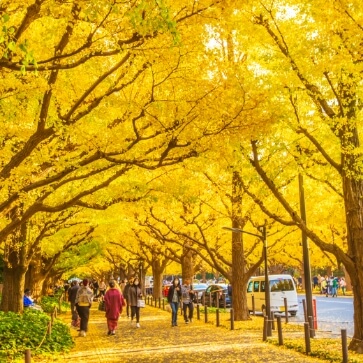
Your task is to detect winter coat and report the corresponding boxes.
[127,284,142,306]
[167,284,182,304]
[123,283,131,301]
[68,285,80,303]
[104,288,124,320]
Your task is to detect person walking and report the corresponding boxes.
[104,280,125,335]
[68,280,80,328]
[167,277,182,327]
[99,279,107,298]
[93,279,99,298]
[340,277,347,295]
[75,278,94,337]
[120,279,126,292]
[181,277,194,324]
[123,277,133,318]
[331,277,339,297]
[127,277,142,328]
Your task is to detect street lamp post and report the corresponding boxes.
[299,174,314,337]
[222,226,271,336]
[258,225,271,336]
[139,259,144,295]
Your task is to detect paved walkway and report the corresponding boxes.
[50,305,328,363]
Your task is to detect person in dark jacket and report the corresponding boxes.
[68,280,80,328]
[123,277,133,318]
[127,277,142,328]
[167,277,182,327]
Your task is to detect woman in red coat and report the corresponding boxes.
[104,280,125,335]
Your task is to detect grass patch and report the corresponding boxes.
[269,337,363,362]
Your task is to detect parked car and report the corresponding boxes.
[191,283,208,302]
[202,284,231,308]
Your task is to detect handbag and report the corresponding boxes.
[137,299,145,308]
[98,300,106,311]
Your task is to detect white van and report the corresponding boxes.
[247,274,299,316]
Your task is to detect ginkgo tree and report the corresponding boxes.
[220,0,363,352]
[0,0,240,312]
[130,153,309,320]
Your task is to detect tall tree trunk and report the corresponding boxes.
[151,256,167,299]
[231,171,249,320]
[1,263,27,313]
[343,175,363,352]
[1,220,29,313]
[181,243,194,281]
[342,265,352,292]
[152,270,163,299]
[201,270,206,283]
[25,259,45,299]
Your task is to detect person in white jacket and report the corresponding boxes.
[75,279,94,337]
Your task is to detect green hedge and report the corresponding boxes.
[0,309,74,361]
[39,295,70,313]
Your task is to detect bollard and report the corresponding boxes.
[252,295,255,316]
[277,316,283,345]
[216,294,220,309]
[204,305,208,323]
[163,299,165,310]
[223,294,226,309]
[25,349,31,363]
[304,322,311,354]
[154,298,157,308]
[308,316,315,338]
[144,295,147,304]
[197,304,200,320]
[208,292,212,307]
[284,297,288,323]
[263,315,268,341]
[230,308,234,330]
[158,297,161,309]
[202,293,205,306]
[302,299,307,322]
[271,312,275,330]
[216,309,220,327]
[147,296,150,305]
[341,329,348,363]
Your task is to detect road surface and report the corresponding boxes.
[294,295,353,336]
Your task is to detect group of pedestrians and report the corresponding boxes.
[68,276,143,337]
[318,275,347,297]
[67,275,198,336]
[167,277,194,327]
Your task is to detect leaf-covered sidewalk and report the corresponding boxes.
[41,305,329,363]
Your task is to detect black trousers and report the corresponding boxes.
[126,301,130,317]
[183,302,194,321]
[76,305,90,332]
[131,306,140,323]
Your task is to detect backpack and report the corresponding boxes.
[78,287,91,304]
